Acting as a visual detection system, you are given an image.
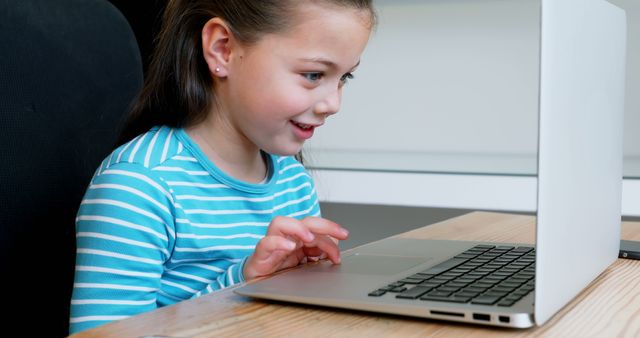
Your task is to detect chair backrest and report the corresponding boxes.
[0,0,142,335]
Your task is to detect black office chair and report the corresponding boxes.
[108,0,168,73]
[0,0,143,335]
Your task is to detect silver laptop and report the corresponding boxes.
[234,0,626,328]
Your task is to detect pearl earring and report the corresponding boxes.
[215,67,220,72]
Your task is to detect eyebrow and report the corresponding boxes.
[299,57,361,70]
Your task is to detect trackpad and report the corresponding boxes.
[312,253,431,276]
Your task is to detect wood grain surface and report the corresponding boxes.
[70,212,640,338]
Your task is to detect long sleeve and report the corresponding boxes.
[69,163,175,334]
[192,256,249,298]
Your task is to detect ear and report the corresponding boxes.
[201,17,233,78]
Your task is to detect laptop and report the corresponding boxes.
[234,0,626,328]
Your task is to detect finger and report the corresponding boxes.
[252,235,297,262]
[302,246,324,257]
[267,216,315,243]
[245,236,298,279]
[307,234,342,264]
[279,249,306,269]
[301,217,349,241]
[306,253,327,262]
[255,236,309,268]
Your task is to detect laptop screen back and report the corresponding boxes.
[535,0,626,325]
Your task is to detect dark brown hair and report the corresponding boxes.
[116,0,376,146]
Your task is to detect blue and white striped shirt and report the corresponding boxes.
[69,126,321,334]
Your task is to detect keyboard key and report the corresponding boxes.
[436,286,461,293]
[455,291,480,298]
[426,290,453,297]
[468,247,491,252]
[418,282,442,288]
[473,257,492,263]
[470,295,502,305]
[368,289,386,297]
[486,264,505,269]
[449,268,472,274]
[396,286,433,299]
[485,275,507,282]
[461,286,487,293]
[497,299,516,307]
[467,272,489,278]
[504,294,524,302]
[429,277,452,284]
[451,296,472,303]
[498,282,523,289]
[421,258,468,275]
[389,286,407,293]
[454,278,478,284]
[468,282,493,288]
[398,278,424,284]
[474,269,496,275]
[483,290,509,297]
[492,272,513,277]
[491,286,516,293]
[444,282,469,288]
[420,295,468,303]
[513,273,534,279]
[521,285,534,292]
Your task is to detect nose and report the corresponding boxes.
[314,87,342,117]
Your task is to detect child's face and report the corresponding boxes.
[224,4,372,156]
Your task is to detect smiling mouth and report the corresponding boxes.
[292,121,315,130]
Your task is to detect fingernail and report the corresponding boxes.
[286,241,296,250]
[340,228,349,237]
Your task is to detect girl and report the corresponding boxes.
[69,0,375,333]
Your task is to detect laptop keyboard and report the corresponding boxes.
[368,244,535,307]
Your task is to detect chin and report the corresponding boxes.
[264,143,304,157]
[272,149,303,157]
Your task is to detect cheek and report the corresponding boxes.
[249,82,312,119]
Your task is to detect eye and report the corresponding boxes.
[302,72,323,82]
[340,72,354,84]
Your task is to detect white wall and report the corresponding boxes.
[306,0,639,169]
[305,0,640,215]
[611,0,640,158]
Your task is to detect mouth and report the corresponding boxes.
[291,121,316,130]
[290,120,319,140]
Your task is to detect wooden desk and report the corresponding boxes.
[70,212,640,338]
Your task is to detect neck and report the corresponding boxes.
[187,116,267,184]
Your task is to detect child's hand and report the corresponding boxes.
[243,216,349,281]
